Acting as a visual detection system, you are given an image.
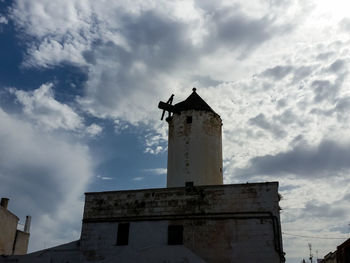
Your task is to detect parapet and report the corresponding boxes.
[83,182,280,222]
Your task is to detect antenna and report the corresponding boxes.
[308,243,313,263]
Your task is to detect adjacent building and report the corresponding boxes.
[321,238,350,263]
[0,198,31,255]
[1,89,285,262]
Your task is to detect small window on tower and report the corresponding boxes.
[116,223,130,246]
[168,225,183,245]
[186,116,192,124]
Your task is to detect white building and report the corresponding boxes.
[0,89,285,263]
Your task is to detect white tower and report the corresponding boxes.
[158,88,223,187]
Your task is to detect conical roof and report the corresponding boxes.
[173,88,218,115]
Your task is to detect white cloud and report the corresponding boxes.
[10,83,103,137]
[0,107,94,251]
[114,119,129,134]
[144,131,167,155]
[9,0,95,67]
[132,176,144,181]
[11,83,84,131]
[0,15,8,24]
[86,123,103,137]
[97,175,113,180]
[143,168,167,175]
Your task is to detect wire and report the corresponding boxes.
[282,232,347,240]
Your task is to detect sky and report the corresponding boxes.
[0,0,350,262]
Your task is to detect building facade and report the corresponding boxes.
[81,182,284,262]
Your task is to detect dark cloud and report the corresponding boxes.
[262,65,294,80]
[329,225,349,234]
[310,96,350,121]
[212,12,273,49]
[273,109,298,125]
[279,184,300,191]
[200,5,295,58]
[119,11,195,70]
[342,193,350,201]
[327,59,346,73]
[339,18,350,32]
[311,79,333,102]
[235,140,350,179]
[311,72,347,103]
[316,51,334,61]
[191,75,222,87]
[249,113,286,138]
[277,98,287,109]
[289,134,305,147]
[304,201,346,218]
[334,97,350,114]
[262,64,314,84]
[292,66,314,83]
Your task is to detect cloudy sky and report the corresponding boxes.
[1,0,350,261]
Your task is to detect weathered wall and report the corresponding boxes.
[81,219,280,263]
[83,183,280,219]
[13,231,29,255]
[82,183,284,263]
[167,110,223,187]
[80,221,205,262]
[0,206,19,255]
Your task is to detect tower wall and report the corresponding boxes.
[167,110,223,187]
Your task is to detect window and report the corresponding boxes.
[186,116,192,124]
[117,223,130,245]
[185,181,194,187]
[168,225,183,245]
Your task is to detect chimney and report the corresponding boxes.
[0,197,9,209]
[24,215,31,233]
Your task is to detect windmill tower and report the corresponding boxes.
[158,88,223,187]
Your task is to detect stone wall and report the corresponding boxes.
[82,182,284,263]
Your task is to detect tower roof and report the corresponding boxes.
[173,88,218,115]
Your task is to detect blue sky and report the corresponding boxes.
[1,1,350,262]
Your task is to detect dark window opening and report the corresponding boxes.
[117,223,130,245]
[186,116,192,124]
[168,225,183,245]
[185,181,194,187]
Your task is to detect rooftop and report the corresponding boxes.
[173,88,218,115]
